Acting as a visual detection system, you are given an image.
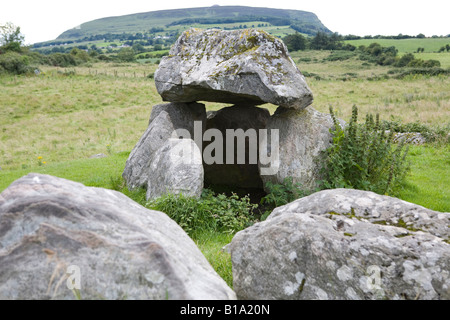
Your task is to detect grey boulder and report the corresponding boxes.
[0,173,235,300]
[122,102,206,190]
[146,139,204,200]
[155,28,313,110]
[229,188,450,300]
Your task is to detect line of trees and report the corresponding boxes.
[34,30,179,49]
[283,31,356,51]
[283,31,442,69]
[343,33,450,40]
[1,22,170,74]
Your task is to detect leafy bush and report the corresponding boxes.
[117,48,136,62]
[147,189,257,236]
[395,53,415,67]
[259,177,310,220]
[319,105,410,195]
[324,51,356,61]
[0,51,33,74]
[393,67,450,78]
[283,32,306,51]
[261,177,307,208]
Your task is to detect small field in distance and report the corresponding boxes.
[345,37,450,53]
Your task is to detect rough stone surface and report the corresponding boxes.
[269,188,450,239]
[146,139,204,200]
[0,173,235,300]
[229,188,450,300]
[122,102,206,190]
[259,106,343,192]
[155,28,313,110]
[204,104,270,189]
[392,132,426,145]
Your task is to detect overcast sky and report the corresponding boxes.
[1,0,449,44]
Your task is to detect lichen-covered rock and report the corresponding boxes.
[392,132,426,145]
[146,139,204,200]
[0,173,235,300]
[155,28,313,109]
[269,188,450,239]
[259,106,343,192]
[229,188,450,300]
[122,102,206,190]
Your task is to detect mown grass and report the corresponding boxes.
[395,145,450,212]
[0,151,129,191]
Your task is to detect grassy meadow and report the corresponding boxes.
[1,47,449,288]
[344,38,450,54]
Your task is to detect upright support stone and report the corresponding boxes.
[146,139,204,200]
[259,106,343,192]
[122,102,206,191]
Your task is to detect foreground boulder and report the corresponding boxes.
[123,102,206,191]
[229,188,450,300]
[0,174,235,300]
[259,106,342,192]
[155,28,313,110]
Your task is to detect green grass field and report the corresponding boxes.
[345,38,450,53]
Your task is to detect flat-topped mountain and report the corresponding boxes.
[56,5,331,40]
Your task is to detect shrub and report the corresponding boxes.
[319,105,410,195]
[261,177,308,209]
[0,51,33,74]
[147,189,257,236]
[393,67,450,78]
[259,177,310,220]
[395,53,415,67]
[283,32,306,51]
[44,53,77,67]
[117,47,136,62]
[324,51,356,61]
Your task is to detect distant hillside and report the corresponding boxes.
[56,5,332,40]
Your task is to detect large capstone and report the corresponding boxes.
[0,173,235,300]
[155,28,313,110]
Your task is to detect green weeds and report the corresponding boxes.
[319,105,410,196]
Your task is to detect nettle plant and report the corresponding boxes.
[258,177,313,221]
[319,105,410,195]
